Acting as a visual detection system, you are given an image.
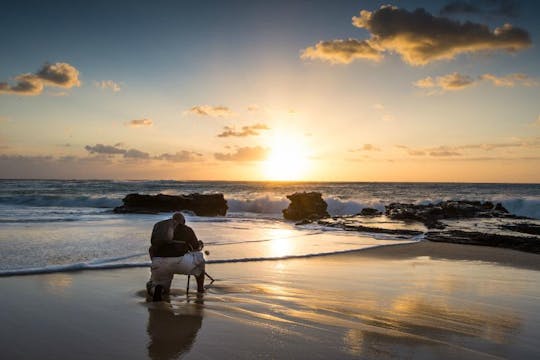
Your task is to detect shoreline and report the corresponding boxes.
[1,240,540,359]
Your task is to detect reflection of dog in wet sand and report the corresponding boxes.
[147,304,203,360]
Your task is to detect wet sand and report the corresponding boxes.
[1,241,540,359]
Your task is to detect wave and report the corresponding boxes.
[1,192,538,219]
[0,194,122,208]
[0,241,418,277]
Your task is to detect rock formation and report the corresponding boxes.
[282,192,329,221]
[113,193,228,216]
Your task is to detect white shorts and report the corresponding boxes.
[149,252,205,291]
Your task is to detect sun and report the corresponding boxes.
[262,135,310,181]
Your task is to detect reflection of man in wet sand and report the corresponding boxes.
[147,213,205,301]
[147,306,203,360]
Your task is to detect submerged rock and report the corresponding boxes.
[385,200,517,229]
[113,193,228,216]
[358,208,382,216]
[426,230,540,254]
[282,192,329,221]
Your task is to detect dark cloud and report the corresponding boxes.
[302,5,530,66]
[214,146,270,161]
[186,105,234,118]
[0,62,80,96]
[36,63,80,88]
[124,148,150,159]
[84,144,126,155]
[156,151,203,162]
[440,0,520,18]
[217,123,270,138]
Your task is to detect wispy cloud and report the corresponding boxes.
[414,72,537,92]
[397,138,540,157]
[480,73,538,87]
[414,72,476,91]
[96,80,121,92]
[351,144,381,152]
[185,105,234,118]
[301,5,530,66]
[301,39,382,64]
[0,62,80,96]
[214,146,270,161]
[156,151,203,162]
[217,123,270,137]
[127,118,153,127]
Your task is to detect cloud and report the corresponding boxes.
[397,138,540,157]
[302,5,530,66]
[414,72,476,91]
[123,148,150,159]
[415,72,538,92]
[127,118,153,127]
[357,144,381,151]
[480,73,538,87]
[0,74,44,95]
[440,0,520,17]
[247,104,260,111]
[217,123,270,137]
[156,151,203,162]
[84,143,126,155]
[186,105,234,118]
[0,62,80,96]
[214,146,270,161]
[96,80,121,92]
[301,39,382,64]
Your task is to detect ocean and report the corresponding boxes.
[1,180,539,276]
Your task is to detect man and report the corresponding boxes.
[147,212,205,301]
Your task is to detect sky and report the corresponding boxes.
[1,0,539,182]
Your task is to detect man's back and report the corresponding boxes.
[151,219,174,247]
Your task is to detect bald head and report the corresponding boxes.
[172,212,185,225]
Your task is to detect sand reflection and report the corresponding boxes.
[147,303,203,360]
[43,273,73,294]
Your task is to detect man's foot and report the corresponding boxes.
[152,285,163,302]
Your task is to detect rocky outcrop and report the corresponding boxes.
[113,193,228,216]
[385,200,517,229]
[282,192,329,221]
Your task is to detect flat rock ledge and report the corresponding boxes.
[113,193,228,216]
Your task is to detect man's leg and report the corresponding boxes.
[195,262,205,293]
[149,258,173,301]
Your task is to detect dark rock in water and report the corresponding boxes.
[358,208,382,216]
[113,193,228,216]
[282,192,329,221]
[501,223,540,236]
[426,230,540,254]
[385,200,516,229]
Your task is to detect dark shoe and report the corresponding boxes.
[152,285,163,302]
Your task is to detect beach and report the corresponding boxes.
[2,241,539,360]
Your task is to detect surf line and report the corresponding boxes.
[0,241,419,277]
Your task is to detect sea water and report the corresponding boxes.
[0,180,539,276]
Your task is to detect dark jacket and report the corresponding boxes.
[149,223,199,258]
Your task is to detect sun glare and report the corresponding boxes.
[262,135,310,181]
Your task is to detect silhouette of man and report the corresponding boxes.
[147,213,205,300]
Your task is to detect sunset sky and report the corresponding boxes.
[1,0,539,182]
